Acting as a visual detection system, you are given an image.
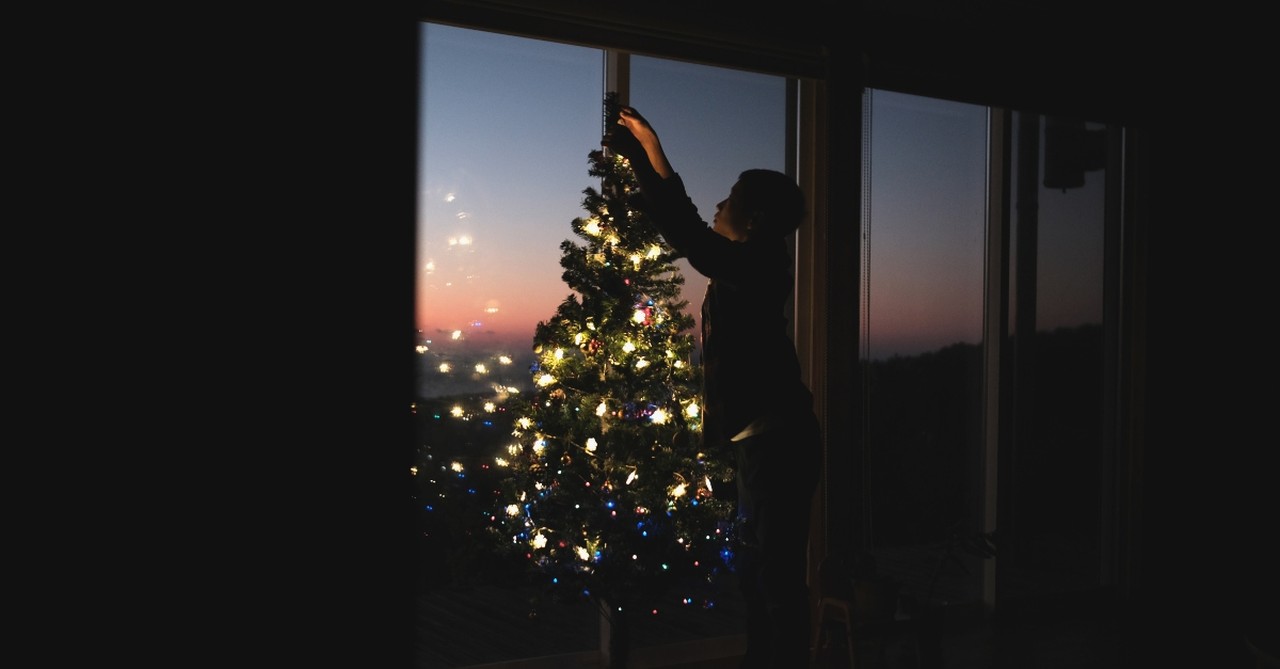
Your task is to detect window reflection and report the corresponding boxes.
[1001,113,1109,601]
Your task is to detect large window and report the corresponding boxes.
[413,17,1130,669]
[858,90,1119,624]
[414,23,793,667]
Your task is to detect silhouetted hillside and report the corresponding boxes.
[865,323,1103,551]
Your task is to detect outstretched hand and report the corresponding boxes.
[603,124,642,158]
[616,107,657,141]
[602,106,672,179]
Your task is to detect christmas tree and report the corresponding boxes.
[490,93,737,628]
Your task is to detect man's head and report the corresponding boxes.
[713,169,806,241]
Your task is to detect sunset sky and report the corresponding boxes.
[417,22,1105,374]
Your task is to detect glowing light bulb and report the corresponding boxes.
[499,355,512,365]
[586,438,598,453]
[686,403,700,418]
[474,363,488,374]
[626,470,638,485]
[484,402,496,412]
[650,408,668,424]
[450,462,464,473]
[450,406,464,418]
[516,417,533,430]
[495,457,509,467]
[537,373,556,387]
[451,330,462,340]
[532,533,547,549]
[438,363,451,373]
[583,217,602,235]
[505,504,520,516]
[574,332,586,345]
[576,546,590,561]
[671,483,687,498]
[596,401,608,416]
[633,309,646,323]
[553,348,564,360]
[623,341,636,353]
[635,358,650,370]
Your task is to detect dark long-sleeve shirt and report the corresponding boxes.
[632,169,814,448]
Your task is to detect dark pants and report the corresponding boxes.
[733,411,821,669]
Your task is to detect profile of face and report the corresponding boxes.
[712,180,752,241]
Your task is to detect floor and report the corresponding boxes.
[420,589,1135,669]
[418,578,1276,669]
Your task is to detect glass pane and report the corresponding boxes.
[415,23,605,667]
[1001,112,1109,601]
[624,55,792,653]
[414,28,793,668]
[861,90,989,613]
